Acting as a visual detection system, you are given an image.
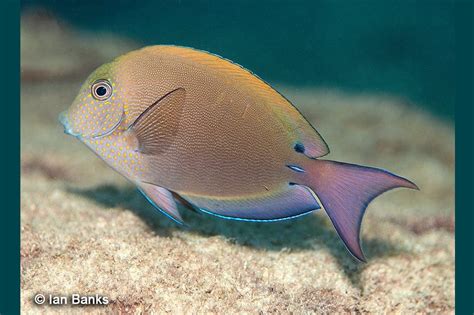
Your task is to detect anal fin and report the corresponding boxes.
[171,191,200,214]
[138,182,184,224]
[179,184,320,221]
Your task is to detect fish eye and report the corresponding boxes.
[91,80,113,100]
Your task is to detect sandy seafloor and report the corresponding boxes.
[20,11,454,314]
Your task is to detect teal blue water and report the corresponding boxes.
[22,0,455,120]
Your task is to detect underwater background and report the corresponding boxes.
[20,1,454,313]
[22,0,454,120]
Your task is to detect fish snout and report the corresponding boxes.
[58,111,76,136]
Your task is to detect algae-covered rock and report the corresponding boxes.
[21,9,454,314]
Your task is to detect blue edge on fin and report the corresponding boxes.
[139,188,321,224]
[138,188,185,225]
[197,207,319,223]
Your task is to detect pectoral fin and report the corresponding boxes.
[130,88,186,155]
[138,182,184,224]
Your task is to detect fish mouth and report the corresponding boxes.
[58,111,79,137]
[58,109,124,139]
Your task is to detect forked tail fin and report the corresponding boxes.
[303,159,418,261]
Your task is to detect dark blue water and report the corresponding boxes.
[22,0,455,120]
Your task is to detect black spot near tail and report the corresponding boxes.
[294,142,305,154]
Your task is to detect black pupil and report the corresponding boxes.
[96,86,107,97]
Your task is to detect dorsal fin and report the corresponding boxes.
[140,46,330,158]
[130,87,186,155]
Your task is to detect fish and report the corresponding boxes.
[59,45,418,261]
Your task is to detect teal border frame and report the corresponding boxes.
[0,1,470,314]
[0,0,20,314]
[455,1,473,313]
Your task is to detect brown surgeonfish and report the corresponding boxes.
[59,46,418,261]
